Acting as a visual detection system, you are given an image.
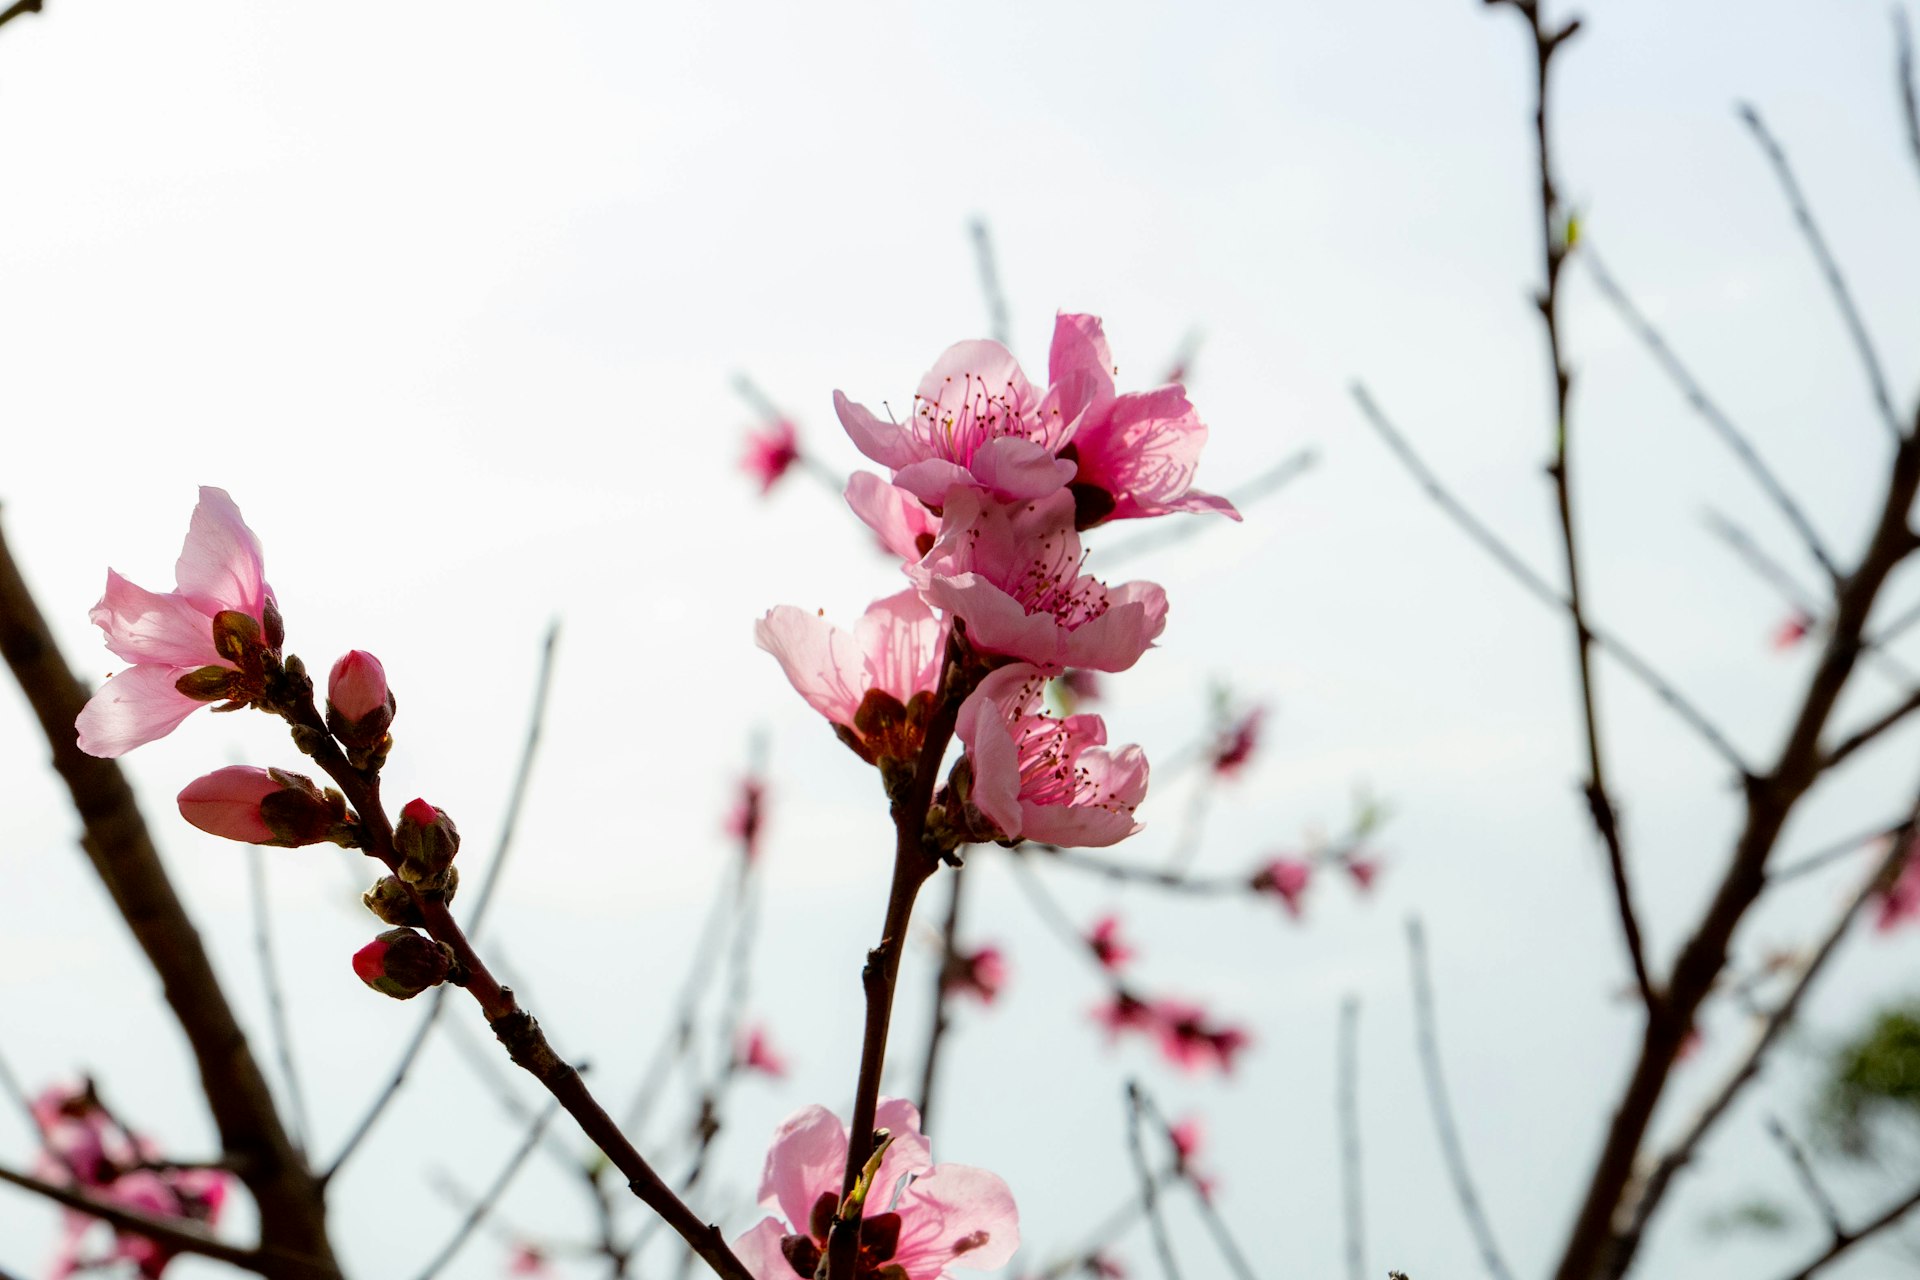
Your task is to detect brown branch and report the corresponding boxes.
[915,859,970,1134]
[0,1163,260,1270]
[0,0,44,34]
[1900,10,1920,194]
[1738,102,1904,443]
[1125,1082,1183,1280]
[0,518,341,1277]
[1774,1179,1920,1280]
[1820,685,1920,772]
[1763,1115,1841,1238]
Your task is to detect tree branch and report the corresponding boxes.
[0,517,340,1277]
[0,1,44,35]
[1125,1082,1183,1280]
[414,1101,561,1280]
[1339,996,1366,1280]
[247,843,310,1160]
[0,1163,261,1270]
[1774,1179,1920,1280]
[915,859,969,1135]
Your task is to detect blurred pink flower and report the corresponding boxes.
[1166,1114,1219,1201]
[743,418,803,494]
[1345,855,1381,893]
[914,489,1167,674]
[738,1025,789,1079]
[733,1098,1019,1280]
[1047,313,1237,528]
[1151,1001,1251,1074]
[845,472,940,564]
[1086,914,1135,972]
[1772,610,1814,651]
[943,946,1008,1004]
[727,777,768,862]
[177,766,344,848]
[1092,991,1157,1040]
[1874,843,1920,932]
[1210,707,1265,778]
[835,338,1079,507]
[755,590,946,764]
[956,665,1148,848]
[1251,857,1313,918]
[507,1243,553,1276]
[76,487,278,758]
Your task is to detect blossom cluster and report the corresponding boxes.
[756,313,1235,849]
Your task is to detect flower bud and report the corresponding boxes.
[327,650,396,749]
[352,927,455,999]
[361,866,458,926]
[392,798,459,885]
[178,766,350,847]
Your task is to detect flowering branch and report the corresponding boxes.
[0,1163,258,1270]
[0,517,341,1277]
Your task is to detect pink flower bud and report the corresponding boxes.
[178,766,349,847]
[1251,856,1313,917]
[327,650,395,749]
[352,927,454,999]
[393,798,459,885]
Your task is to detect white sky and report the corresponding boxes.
[3,1,1920,1277]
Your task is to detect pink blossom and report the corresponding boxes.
[1210,706,1265,778]
[739,1025,789,1078]
[956,665,1148,849]
[1092,991,1157,1040]
[1875,845,1920,932]
[732,1097,1019,1280]
[1772,611,1814,651]
[77,487,278,758]
[1167,1115,1219,1201]
[1251,857,1313,918]
[727,777,768,862]
[743,418,803,494]
[1088,1254,1127,1279]
[508,1244,553,1276]
[755,590,945,763]
[846,472,940,564]
[327,649,395,748]
[1345,855,1381,893]
[915,489,1167,674]
[943,946,1007,1004]
[834,339,1080,508]
[177,766,345,848]
[1150,1001,1250,1074]
[1086,914,1135,972]
[1047,313,1238,527]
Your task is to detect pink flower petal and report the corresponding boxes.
[173,486,267,618]
[891,1163,1021,1275]
[853,591,942,710]
[731,1217,794,1280]
[754,607,868,726]
[90,571,223,668]
[835,391,923,471]
[757,1104,848,1230]
[76,665,204,758]
[845,472,939,564]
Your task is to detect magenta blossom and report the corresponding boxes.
[76,487,278,758]
[738,1025,789,1079]
[733,1097,1019,1280]
[956,665,1148,849]
[744,418,803,494]
[1086,914,1135,972]
[943,945,1007,1004]
[846,471,940,564]
[1252,857,1313,917]
[1345,854,1381,893]
[1210,706,1266,778]
[1046,313,1238,528]
[835,338,1081,507]
[1151,1001,1251,1074]
[727,776,768,862]
[1875,843,1920,932]
[914,489,1167,674]
[756,590,946,763]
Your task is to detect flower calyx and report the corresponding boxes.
[352,927,458,999]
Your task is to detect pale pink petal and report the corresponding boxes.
[755,608,868,726]
[891,1163,1021,1276]
[919,574,1065,672]
[1019,745,1147,848]
[1060,581,1169,674]
[76,666,204,758]
[964,439,1080,502]
[854,591,942,707]
[845,473,939,564]
[835,391,924,471]
[758,1104,848,1229]
[731,1218,795,1280]
[893,458,985,508]
[871,1096,935,1207]
[1073,389,1239,524]
[955,668,1035,840]
[90,571,222,668]
[1048,312,1114,396]
[173,486,267,618]
[914,340,1034,416]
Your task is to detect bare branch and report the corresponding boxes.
[1769,818,1906,884]
[1125,1082,1184,1280]
[247,843,310,1160]
[1774,1180,1920,1280]
[1764,1115,1841,1238]
[1703,509,1825,615]
[970,217,1011,347]
[0,1,45,34]
[1737,102,1905,442]
[1407,918,1513,1280]
[1100,448,1318,567]
[1353,384,1751,776]
[1338,997,1366,1280]
[1900,10,1920,195]
[1820,685,1920,772]
[413,1101,561,1280]
[915,859,969,1134]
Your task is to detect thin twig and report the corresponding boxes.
[1133,1085,1258,1280]
[1406,918,1513,1280]
[413,1101,562,1280]
[1100,448,1318,567]
[1126,1083,1183,1280]
[1774,1179,1920,1280]
[1769,818,1906,884]
[1582,248,1840,583]
[1028,843,1250,897]
[326,623,560,1181]
[1901,10,1920,194]
[0,1163,261,1270]
[916,859,969,1134]
[0,0,44,34]
[1821,686,1920,772]
[1703,510,1825,615]
[1030,1172,1175,1280]
[1764,1115,1841,1237]
[1353,383,1751,776]
[0,1046,86,1186]
[1737,102,1904,443]
[1339,996,1366,1280]
[969,218,1011,347]
[248,843,310,1160]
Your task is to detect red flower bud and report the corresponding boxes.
[178,766,350,847]
[327,650,395,749]
[393,798,459,885]
[352,927,454,999]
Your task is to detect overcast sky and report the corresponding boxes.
[4,2,1920,1277]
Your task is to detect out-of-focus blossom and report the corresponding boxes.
[176,766,348,848]
[743,418,803,494]
[77,487,279,758]
[507,1243,553,1275]
[1251,857,1313,918]
[1056,669,1102,709]
[1875,841,1920,932]
[846,472,940,565]
[1086,915,1135,972]
[914,489,1166,675]
[1087,1254,1127,1278]
[1093,992,1157,1040]
[835,339,1079,508]
[1344,854,1381,893]
[738,1025,789,1079]
[1772,611,1814,651]
[756,590,945,765]
[732,1097,1019,1280]
[956,665,1148,848]
[727,777,768,862]
[1209,707,1265,778]
[943,946,1007,1004]
[33,1083,230,1279]
[1151,1001,1251,1074]
[1166,1114,1219,1201]
[393,798,460,887]
[1047,313,1238,528]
